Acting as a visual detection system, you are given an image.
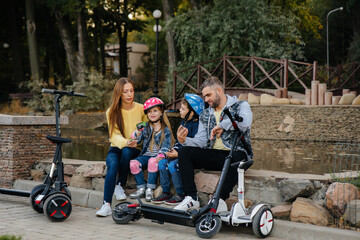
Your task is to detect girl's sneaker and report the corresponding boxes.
[164,194,185,206]
[145,188,153,202]
[130,188,145,199]
[151,193,171,204]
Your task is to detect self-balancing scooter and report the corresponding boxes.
[112,107,274,238]
[0,89,86,222]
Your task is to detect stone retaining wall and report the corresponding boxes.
[0,114,68,187]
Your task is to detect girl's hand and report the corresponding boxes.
[127,140,137,148]
[166,149,178,158]
[177,125,188,144]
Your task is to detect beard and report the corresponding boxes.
[210,92,221,108]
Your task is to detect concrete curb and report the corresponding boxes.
[13,180,360,240]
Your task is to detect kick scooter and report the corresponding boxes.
[112,107,274,238]
[0,89,86,222]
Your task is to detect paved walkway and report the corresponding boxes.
[0,194,282,240]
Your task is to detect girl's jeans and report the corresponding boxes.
[158,159,184,195]
[133,155,158,189]
[104,146,140,204]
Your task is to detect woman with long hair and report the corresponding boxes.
[96,78,147,217]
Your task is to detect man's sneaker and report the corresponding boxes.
[151,192,171,204]
[114,183,127,201]
[130,188,145,199]
[164,194,185,206]
[145,188,153,202]
[96,201,112,217]
[173,196,200,211]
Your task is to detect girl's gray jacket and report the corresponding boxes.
[183,95,253,158]
[135,123,172,157]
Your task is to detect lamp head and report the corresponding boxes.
[153,10,162,19]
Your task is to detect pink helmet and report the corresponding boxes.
[143,97,165,113]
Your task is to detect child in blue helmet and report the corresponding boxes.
[152,93,205,205]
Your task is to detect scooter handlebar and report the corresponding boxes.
[42,89,86,97]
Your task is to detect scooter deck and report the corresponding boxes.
[139,202,197,227]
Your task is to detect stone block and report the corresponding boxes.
[352,95,360,105]
[194,171,219,194]
[279,178,315,202]
[271,203,292,218]
[338,93,356,105]
[260,94,275,105]
[344,199,360,226]
[83,163,105,178]
[69,174,92,189]
[248,93,260,105]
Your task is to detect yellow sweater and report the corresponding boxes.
[106,102,147,149]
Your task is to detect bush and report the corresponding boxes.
[0,235,22,240]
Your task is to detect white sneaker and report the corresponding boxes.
[145,188,153,202]
[96,201,112,217]
[114,183,127,201]
[216,198,228,213]
[174,196,200,211]
[130,188,145,199]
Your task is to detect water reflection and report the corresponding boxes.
[62,129,336,175]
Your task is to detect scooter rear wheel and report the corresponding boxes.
[29,184,48,214]
[196,213,222,238]
[112,202,135,224]
[43,193,72,222]
[252,206,274,238]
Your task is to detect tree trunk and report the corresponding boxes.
[162,0,178,69]
[93,5,100,71]
[7,0,25,86]
[25,0,40,81]
[77,0,88,67]
[55,10,85,83]
[190,0,202,10]
[99,6,106,75]
[118,0,128,77]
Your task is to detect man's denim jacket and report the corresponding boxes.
[135,123,172,157]
[183,95,253,158]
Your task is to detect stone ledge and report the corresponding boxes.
[0,114,68,125]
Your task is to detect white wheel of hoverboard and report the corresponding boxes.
[252,206,274,238]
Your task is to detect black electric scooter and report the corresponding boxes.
[112,108,273,238]
[0,89,85,222]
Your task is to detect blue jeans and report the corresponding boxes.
[132,155,158,189]
[104,147,140,204]
[158,159,184,195]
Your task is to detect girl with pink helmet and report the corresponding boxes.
[129,97,175,201]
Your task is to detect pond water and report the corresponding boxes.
[61,129,338,175]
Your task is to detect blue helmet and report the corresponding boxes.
[185,93,205,117]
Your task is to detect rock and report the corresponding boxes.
[279,178,315,202]
[344,199,360,227]
[325,182,360,217]
[310,184,329,206]
[352,95,360,105]
[92,177,105,191]
[238,93,248,101]
[30,169,44,181]
[277,123,285,132]
[126,174,137,189]
[194,171,219,194]
[271,204,292,218]
[260,94,275,105]
[154,186,163,198]
[283,116,295,125]
[274,98,290,104]
[290,98,304,105]
[313,180,322,189]
[64,165,76,176]
[64,175,72,185]
[83,163,105,178]
[248,93,260,105]
[284,124,293,133]
[34,162,46,172]
[290,197,333,226]
[198,191,210,206]
[75,164,93,174]
[225,195,253,210]
[69,174,92,189]
[338,93,356,105]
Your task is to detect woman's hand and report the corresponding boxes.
[127,140,137,148]
[166,149,178,158]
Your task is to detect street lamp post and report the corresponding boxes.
[153,9,162,97]
[326,7,343,78]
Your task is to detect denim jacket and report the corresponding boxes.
[135,123,172,157]
[172,118,199,152]
[183,95,253,157]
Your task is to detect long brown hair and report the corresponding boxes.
[148,106,175,152]
[108,78,134,137]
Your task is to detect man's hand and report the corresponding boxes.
[166,149,178,158]
[177,125,188,144]
[127,140,137,148]
[210,125,224,140]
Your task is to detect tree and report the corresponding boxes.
[162,0,178,69]
[169,0,305,69]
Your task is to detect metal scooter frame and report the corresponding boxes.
[112,107,274,238]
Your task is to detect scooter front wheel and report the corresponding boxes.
[112,202,135,224]
[252,206,274,238]
[43,193,72,222]
[29,184,49,214]
[196,213,222,238]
